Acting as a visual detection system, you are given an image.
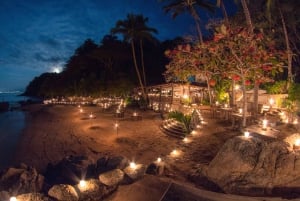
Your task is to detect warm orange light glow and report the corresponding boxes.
[183,137,189,143]
[130,162,137,169]
[191,130,197,135]
[157,157,162,163]
[262,119,268,130]
[293,119,298,125]
[182,94,189,99]
[295,139,300,146]
[244,131,250,138]
[10,197,17,201]
[269,98,274,105]
[79,180,86,188]
[171,149,179,157]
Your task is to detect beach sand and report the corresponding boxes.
[10,104,300,200]
[13,104,180,172]
[12,104,235,178]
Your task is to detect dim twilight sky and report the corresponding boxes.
[0,0,236,92]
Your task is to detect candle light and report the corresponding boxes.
[171,149,180,157]
[130,162,137,169]
[239,108,243,114]
[157,157,162,163]
[262,119,268,130]
[295,139,300,146]
[269,98,274,106]
[244,131,250,138]
[79,180,86,188]
[10,197,17,201]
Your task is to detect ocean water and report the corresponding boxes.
[0,110,25,169]
[0,91,30,169]
[0,91,28,108]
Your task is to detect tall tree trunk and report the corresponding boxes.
[131,41,146,99]
[220,0,229,25]
[253,81,259,117]
[205,75,213,105]
[279,7,293,90]
[241,77,247,128]
[241,0,253,33]
[195,19,203,44]
[139,40,147,87]
[231,79,236,107]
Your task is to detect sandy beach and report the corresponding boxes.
[12,103,236,182]
[13,104,179,172]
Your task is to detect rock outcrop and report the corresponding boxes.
[199,134,300,198]
[0,164,44,194]
[0,155,145,200]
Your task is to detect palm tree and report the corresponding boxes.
[134,15,158,88]
[161,0,215,44]
[216,0,229,25]
[239,0,253,33]
[111,14,157,99]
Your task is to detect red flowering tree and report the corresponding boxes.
[210,25,286,127]
[164,43,221,105]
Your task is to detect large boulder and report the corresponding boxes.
[95,156,129,174]
[48,184,78,201]
[44,155,94,185]
[202,135,300,197]
[99,169,124,186]
[75,178,117,201]
[0,164,44,194]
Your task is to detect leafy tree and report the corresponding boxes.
[211,25,285,126]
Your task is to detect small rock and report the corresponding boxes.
[123,164,146,182]
[48,184,79,201]
[99,169,124,186]
[75,179,117,201]
[146,162,165,175]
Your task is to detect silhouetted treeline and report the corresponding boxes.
[23,35,184,98]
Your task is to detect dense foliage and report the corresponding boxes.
[24,36,181,98]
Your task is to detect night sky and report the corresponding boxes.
[0,0,235,92]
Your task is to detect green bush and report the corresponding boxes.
[168,111,192,135]
[262,81,287,94]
